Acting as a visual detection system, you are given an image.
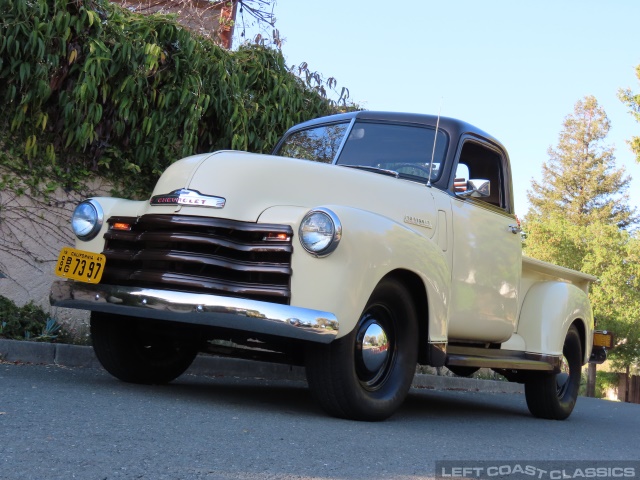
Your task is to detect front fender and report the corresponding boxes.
[258,205,450,340]
[516,281,593,363]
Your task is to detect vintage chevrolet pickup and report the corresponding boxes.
[50,111,609,421]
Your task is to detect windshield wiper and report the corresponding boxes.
[340,164,400,178]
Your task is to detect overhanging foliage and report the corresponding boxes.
[0,0,346,196]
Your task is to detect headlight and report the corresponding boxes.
[299,208,342,257]
[71,199,104,241]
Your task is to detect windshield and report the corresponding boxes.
[276,122,349,164]
[275,120,448,182]
[337,122,447,182]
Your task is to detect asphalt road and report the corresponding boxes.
[1,363,638,480]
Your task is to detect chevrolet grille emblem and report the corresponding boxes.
[150,189,226,209]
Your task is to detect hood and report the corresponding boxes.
[149,151,437,228]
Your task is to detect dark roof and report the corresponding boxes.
[286,111,504,151]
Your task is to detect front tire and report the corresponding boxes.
[91,313,198,385]
[305,278,419,421]
[524,325,583,420]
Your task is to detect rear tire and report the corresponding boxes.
[305,278,419,421]
[91,313,198,385]
[524,325,582,420]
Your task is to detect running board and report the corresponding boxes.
[446,346,561,372]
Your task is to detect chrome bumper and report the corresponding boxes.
[50,280,339,343]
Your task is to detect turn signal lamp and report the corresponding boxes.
[111,222,132,231]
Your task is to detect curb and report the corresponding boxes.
[0,338,524,394]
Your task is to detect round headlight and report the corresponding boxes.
[299,208,342,257]
[71,199,103,241]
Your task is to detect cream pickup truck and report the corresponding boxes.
[51,111,609,421]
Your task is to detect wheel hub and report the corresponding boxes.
[354,312,393,390]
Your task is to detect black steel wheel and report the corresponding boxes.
[91,312,198,385]
[305,278,419,421]
[524,325,583,420]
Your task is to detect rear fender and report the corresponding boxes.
[516,281,593,363]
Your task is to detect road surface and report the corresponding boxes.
[1,363,638,480]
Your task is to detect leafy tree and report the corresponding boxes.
[582,224,640,390]
[618,64,640,162]
[523,96,640,394]
[526,95,635,229]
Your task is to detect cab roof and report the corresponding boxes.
[283,111,505,151]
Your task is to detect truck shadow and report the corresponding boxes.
[98,372,532,421]
[402,388,530,419]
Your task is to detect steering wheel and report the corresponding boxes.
[388,163,432,178]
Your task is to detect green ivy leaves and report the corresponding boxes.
[0,0,346,197]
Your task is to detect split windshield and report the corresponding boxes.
[275,121,448,183]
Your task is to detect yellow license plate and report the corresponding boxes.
[55,247,106,284]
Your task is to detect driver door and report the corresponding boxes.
[447,139,521,343]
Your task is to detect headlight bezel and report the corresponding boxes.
[71,199,104,241]
[298,207,342,257]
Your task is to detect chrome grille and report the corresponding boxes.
[100,215,293,304]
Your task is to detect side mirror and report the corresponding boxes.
[455,179,490,199]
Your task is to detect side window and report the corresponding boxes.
[454,141,506,209]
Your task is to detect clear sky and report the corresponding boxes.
[235,0,640,217]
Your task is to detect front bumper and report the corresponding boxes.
[50,280,339,343]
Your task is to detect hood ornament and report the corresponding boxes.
[150,189,226,209]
